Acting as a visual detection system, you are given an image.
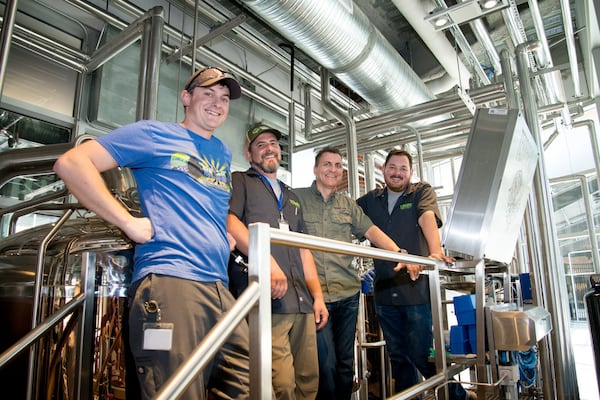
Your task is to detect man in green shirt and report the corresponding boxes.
[294,146,407,400]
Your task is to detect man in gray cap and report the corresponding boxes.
[227,123,328,400]
[54,67,250,400]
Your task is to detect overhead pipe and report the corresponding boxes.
[306,83,505,143]
[559,0,582,97]
[356,117,473,153]
[242,0,434,113]
[295,86,506,152]
[358,128,471,158]
[320,68,359,199]
[13,22,90,63]
[139,7,164,121]
[0,0,19,98]
[528,0,572,127]
[0,20,89,71]
[572,120,600,185]
[468,18,501,76]
[10,33,86,72]
[302,85,503,145]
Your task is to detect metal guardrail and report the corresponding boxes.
[252,223,449,400]
[0,221,451,400]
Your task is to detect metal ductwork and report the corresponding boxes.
[242,0,434,113]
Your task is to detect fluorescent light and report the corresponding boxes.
[480,0,499,9]
[425,0,509,31]
[434,16,450,27]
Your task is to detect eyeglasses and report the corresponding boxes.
[184,66,233,92]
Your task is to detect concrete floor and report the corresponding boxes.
[572,321,599,400]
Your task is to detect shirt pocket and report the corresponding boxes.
[302,210,322,236]
[331,207,353,225]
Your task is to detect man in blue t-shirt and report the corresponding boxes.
[54,67,249,400]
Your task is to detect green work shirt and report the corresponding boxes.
[294,181,374,303]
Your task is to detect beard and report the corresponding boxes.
[252,155,280,174]
[385,175,408,192]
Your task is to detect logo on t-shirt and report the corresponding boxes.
[170,152,231,192]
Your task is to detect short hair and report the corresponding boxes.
[315,146,342,166]
[384,149,413,169]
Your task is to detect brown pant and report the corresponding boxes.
[128,274,250,400]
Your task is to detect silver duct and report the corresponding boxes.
[242,0,434,113]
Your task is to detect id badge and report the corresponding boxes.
[278,219,289,231]
[143,322,174,351]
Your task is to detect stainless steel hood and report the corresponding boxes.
[443,108,539,263]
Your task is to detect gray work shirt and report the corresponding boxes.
[295,181,374,303]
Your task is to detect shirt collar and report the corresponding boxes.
[376,183,417,198]
[310,180,335,203]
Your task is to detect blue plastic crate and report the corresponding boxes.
[449,325,471,354]
[453,294,476,325]
[520,272,533,303]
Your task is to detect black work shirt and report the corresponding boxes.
[356,182,443,306]
[229,168,314,314]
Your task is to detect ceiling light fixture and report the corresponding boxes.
[480,0,499,9]
[434,15,451,28]
[425,0,509,31]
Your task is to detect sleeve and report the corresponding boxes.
[417,184,443,228]
[96,121,155,168]
[228,172,247,221]
[350,198,374,238]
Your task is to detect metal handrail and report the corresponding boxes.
[254,223,449,400]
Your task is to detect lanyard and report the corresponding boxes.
[258,172,284,212]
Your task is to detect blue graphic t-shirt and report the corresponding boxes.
[97,120,232,284]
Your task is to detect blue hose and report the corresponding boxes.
[515,346,537,388]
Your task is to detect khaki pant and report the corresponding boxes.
[271,313,319,400]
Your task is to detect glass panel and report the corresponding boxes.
[0,109,71,151]
[0,172,64,238]
[552,177,598,321]
[2,47,77,117]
